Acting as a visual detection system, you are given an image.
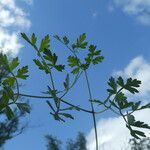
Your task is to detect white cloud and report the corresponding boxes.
[0,28,22,56]
[112,0,150,25]
[87,109,150,150]
[115,56,150,97]
[0,0,31,55]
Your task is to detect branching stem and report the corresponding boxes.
[15,93,93,114]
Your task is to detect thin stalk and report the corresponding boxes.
[33,44,56,90]
[56,39,99,149]
[33,44,60,110]
[60,71,83,99]
[15,93,93,114]
[49,71,55,90]
[84,70,99,150]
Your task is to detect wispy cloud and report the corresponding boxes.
[112,0,150,25]
[87,56,150,149]
[0,0,31,56]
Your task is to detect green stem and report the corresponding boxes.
[84,70,99,150]
[33,44,56,90]
[33,45,60,109]
[56,38,99,149]
[15,93,93,114]
[60,71,83,99]
[49,71,56,90]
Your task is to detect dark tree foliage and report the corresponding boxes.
[45,135,62,150]
[0,58,28,148]
[129,138,150,150]
[46,132,87,150]
[66,132,87,150]
[0,110,27,147]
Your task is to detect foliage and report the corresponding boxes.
[45,135,62,150]
[0,58,29,148]
[0,109,27,148]
[129,138,150,150]
[45,132,87,150]
[0,32,150,150]
[66,132,87,150]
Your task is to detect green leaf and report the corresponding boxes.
[0,53,9,69]
[115,92,127,102]
[0,91,10,110]
[31,33,37,45]
[21,33,31,44]
[51,112,62,121]
[127,125,145,139]
[128,128,146,139]
[115,92,133,109]
[133,130,146,138]
[140,103,150,110]
[85,45,104,67]
[127,114,135,125]
[92,56,104,65]
[89,45,96,52]
[47,86,58,106]
[59,113,74,120]
[5,106,14,120]
[67,55,80,74]
[71,67,80,74]
[80,63,89,70]
[16,66,29,79]
[132,101,141,111]
[39,35,50,52]
[43,49,64,72]
[107,77,117,94]
[33,59,44,69]
[43,49,56,64]
[74,33,88,49]
[54,65,65,72]
[33,59,49,73]
[16,103,30,113]
[63,74,70,91]
[79,33,86,42]
[9,57,19,71]
[132,120,150,129]
[61,106,80,111]
[127,114,150,132]
[117,77,124,87]
[3,86,14,101]
[63,36,69,45]
[53,113,60,121]
[2,77,15,87]
[54,35,61,41]
[68,56,80,67]
[50,112,65,122]
[124,78,141,94]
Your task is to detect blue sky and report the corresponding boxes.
[1,0,150,149]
